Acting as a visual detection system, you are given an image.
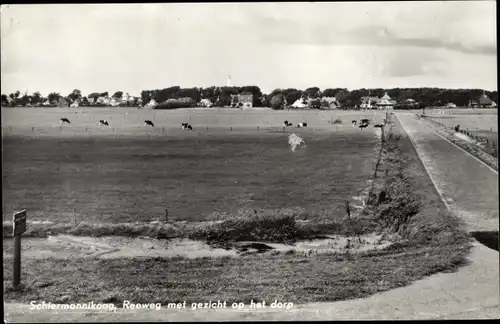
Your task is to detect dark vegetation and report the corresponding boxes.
[2,87,497,110]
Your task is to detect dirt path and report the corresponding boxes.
[2,233,394,260]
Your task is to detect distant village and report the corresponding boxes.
[1,85,497,111]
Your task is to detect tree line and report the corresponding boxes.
[1,86,498,109]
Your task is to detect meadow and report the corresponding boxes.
[425,114,498,133]
[2,108,385,226]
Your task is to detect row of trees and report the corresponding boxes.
[0,89,141,107]
[140,86,264,108]
[2,87,498,109]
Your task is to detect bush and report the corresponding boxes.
[188,213,299,243]
[270,94,285,110]
[154,97,196,109]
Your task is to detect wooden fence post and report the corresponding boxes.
[12,209,27,289]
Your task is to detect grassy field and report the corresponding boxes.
[3,114,471,305]
[409,107,497,116]
[419,112,498,158]
[2,107,384,130]
[420,110,498,133]
[2,108,385,226]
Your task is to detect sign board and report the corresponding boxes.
[13,209,27,236]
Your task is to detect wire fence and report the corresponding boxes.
[420,115,498,155]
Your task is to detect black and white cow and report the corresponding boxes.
[99,120,109,126]
[352,120,357,126]
[360,119,370,125]
[181,123,193,130]
[145,120,154,127]
[283,120,293,127]
[359,123,369,130]
[333,118,342,124]
[297,122,308,128]
[60,118,70,124]
[373,124,384,128]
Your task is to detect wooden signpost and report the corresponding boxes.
[13,209,27,288]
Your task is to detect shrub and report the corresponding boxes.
[154,97,196,109]
[188,213,299,243]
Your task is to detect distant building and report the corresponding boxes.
[58,97,69,107]
[144,99,157,108]
[199,98,213,107]
[239,94,253,109]
[360,96,379,109]
[291,99,307,109]
[470,93,494,108]
[70,99,80,108]
[110,98,120,107]
[445,102,457,108]
[320,97,338,109]
[96,96,110,105]
[230,94,253,109]
[479,93,493,107]
[376,93,396,110]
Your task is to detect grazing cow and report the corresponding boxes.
[145,120,154,127]
[360,119,370,125]
[181,123,193,130]
[359,123,369,130]
[297,122,308,128]
[99,120,109,126]
[352,120,357,126]
[283,120,293,127]
[373,124,384,128]
[454,124,460,132]
[333,118,342,124]
[60,118,70,124]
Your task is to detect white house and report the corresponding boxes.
[96,96,111,105]
[291,99,308,108]
[42,99,51,106]
[200,98,213,107]
[321,96,339,109]
[110,98,120,107]
[70,99,80,108]
[121,93,131,103]
[144,99,157,108]
[376,92,396,110]
[445,102,457,108]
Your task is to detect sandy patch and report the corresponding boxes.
[3,233,396,260]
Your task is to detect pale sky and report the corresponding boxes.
[1,2,497,97]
